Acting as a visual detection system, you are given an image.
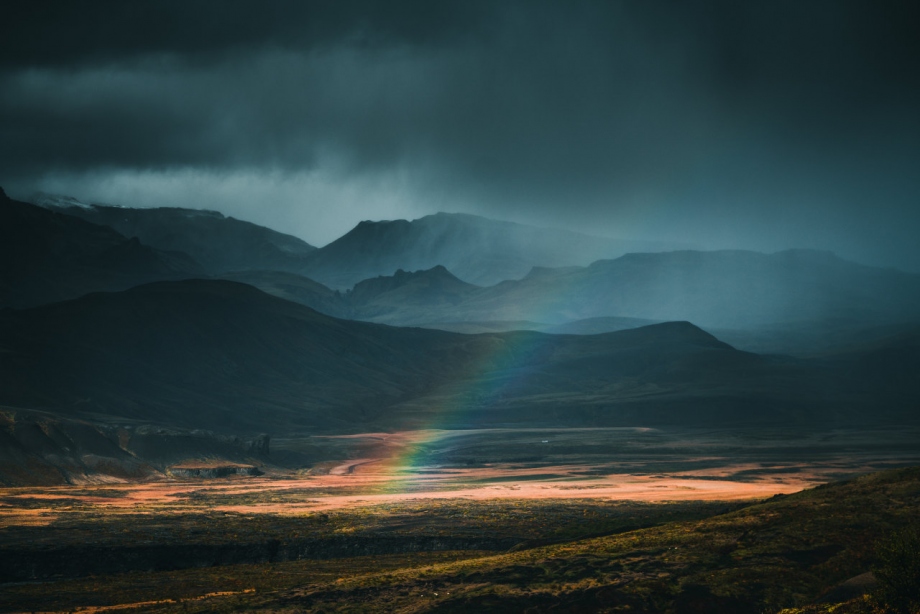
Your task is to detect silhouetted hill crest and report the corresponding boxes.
[8,279,898,434]
[0,197,203,307]
[351,265,473,291]
[347,265,479,318]
[614,320,731,348]
[31,196,318,274]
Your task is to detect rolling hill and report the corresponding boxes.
[0,279,915,437]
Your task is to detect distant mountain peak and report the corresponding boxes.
[305,211,681,289]
[353,265,474,290]
[426,263,452,275]
[32,193,229,220]
[354,218,411,228]
[31,191,120,211]
[391,264,457,279]
[347,265,479,310]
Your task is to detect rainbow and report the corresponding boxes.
[370,269,589,491]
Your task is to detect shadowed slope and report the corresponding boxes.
[218,269,348,318]
[0,280,915,435]
[33,195,317,274]
[347,265,481,324]
[543,316,663,335]
[0,190,201,307]
[0,280,459,432]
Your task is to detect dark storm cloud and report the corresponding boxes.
[1,1,919,268]
[0,0,488,67]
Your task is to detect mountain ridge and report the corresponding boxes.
[302,210,681,289]
[447,248,920,329]
[1,279,914,436]
[0,192,202,307]
[15,189,920,358]
[32,194,318,275]
[234,250,920,341]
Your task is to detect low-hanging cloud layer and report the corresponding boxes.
[2,1,919,270]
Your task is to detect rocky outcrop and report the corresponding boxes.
[0,409,271,486]
[127,426,270,464]
[166,463,263,478]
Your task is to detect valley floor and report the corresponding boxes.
[1,426,918,613]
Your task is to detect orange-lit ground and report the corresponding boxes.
[4,427,917,528]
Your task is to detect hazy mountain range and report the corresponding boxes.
[3,279,915,434]
[299,212,681,288]
[2,188,918,483]
[28,193,920,338]
[13,189,920,349]
[258,251,920,328]
[34,193,682,288]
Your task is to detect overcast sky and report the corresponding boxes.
[2,1,919,270]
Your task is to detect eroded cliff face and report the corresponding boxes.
[123,426,270,465]
[0,409,270,486]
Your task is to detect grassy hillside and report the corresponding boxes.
[3,467,915,612]
[169,467,920,613]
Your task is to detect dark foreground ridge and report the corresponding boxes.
[1,536,521,584]
[1,467,917,613]
[209,467,920,613]
[34,195,318,274]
